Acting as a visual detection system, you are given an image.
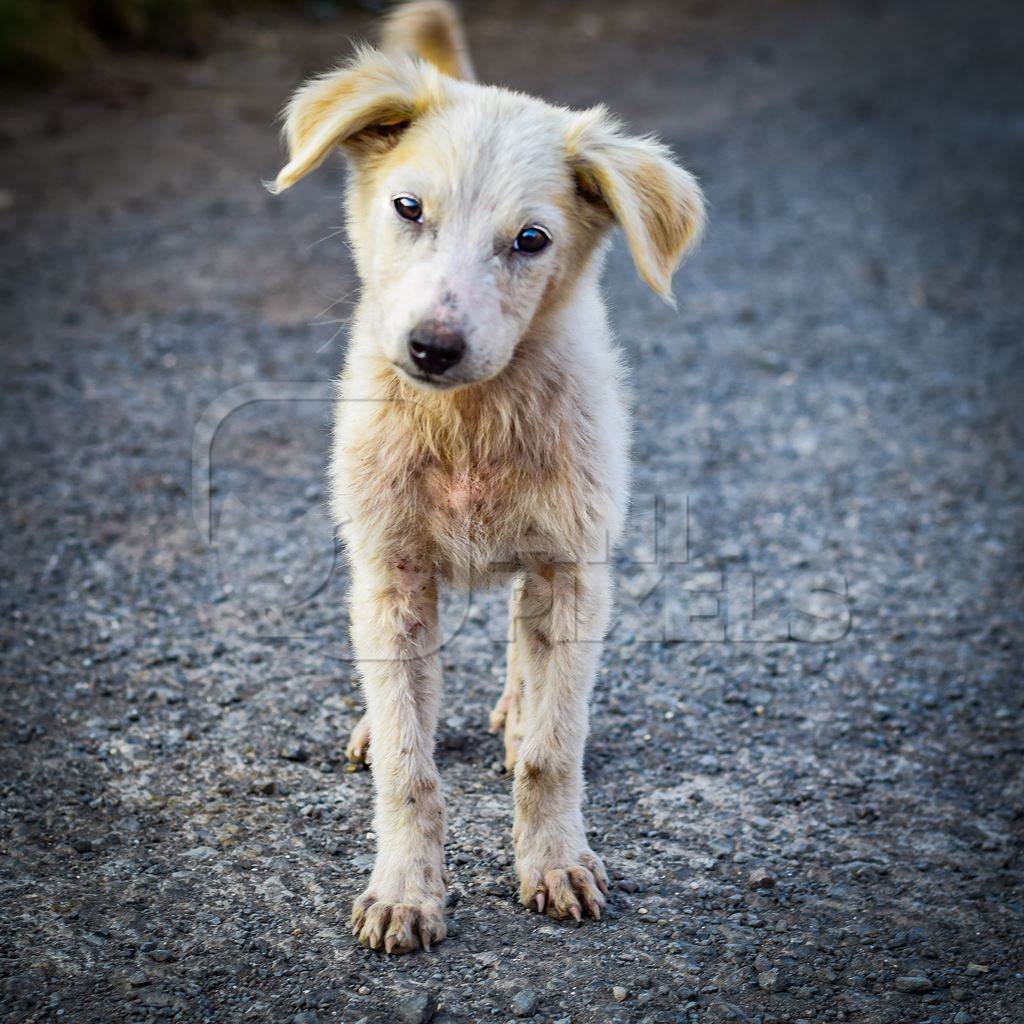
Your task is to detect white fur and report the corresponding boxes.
[272,0,705,954]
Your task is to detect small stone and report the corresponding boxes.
[250,778,278,795]
[894,975,933,994]
[136,990,187,1011]
[611,986,629,1002]
[71,838,94,854]
[292,1013,319,1024]
[757,968,787,993]
[953,1012,971,1024]
[511,989,539,1017]
[280,745,309,763]
[397,991,437,1024]
[128,971,149,987]
[711,998,750,1022]
[747,867,776,889]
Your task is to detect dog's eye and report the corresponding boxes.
[393,194,423,222]
[513,225,551,254]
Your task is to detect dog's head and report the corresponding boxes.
[272,48,705,391]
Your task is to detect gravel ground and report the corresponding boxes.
[1,2,1022,1022]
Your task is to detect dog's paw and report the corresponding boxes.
[489,691,523,771]
[518,850,609,922]
[488,693,511,733]
[344,713,371,766]
[350,890,446,954]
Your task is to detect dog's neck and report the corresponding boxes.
[351,272,606,469]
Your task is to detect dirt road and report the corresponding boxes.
[1,2,1022,1021]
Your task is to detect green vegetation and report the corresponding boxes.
[0,0,359,82]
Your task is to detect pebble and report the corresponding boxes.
[397,992,438,1024]
[757,968,787,993]
[747,867,776,889]
[894,975,934,994]
[511,989,539,1017]
[611,985,629,1002]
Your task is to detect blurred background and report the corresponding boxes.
[1,2,1022,1023]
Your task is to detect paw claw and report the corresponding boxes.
[350,892,375,934]
[520,855,608,924]
[353,892,445,955]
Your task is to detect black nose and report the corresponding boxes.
[408,323,466,376]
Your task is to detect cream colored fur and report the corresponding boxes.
[272,0,705,954]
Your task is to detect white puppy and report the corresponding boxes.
[272,0,704,954]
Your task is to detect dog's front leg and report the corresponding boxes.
[512,561,612,921]
[347,554,447,954]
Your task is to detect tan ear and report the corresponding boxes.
[270,47,444,194]
[381,0,475,81]
[567,106,706,304]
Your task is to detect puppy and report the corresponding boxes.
[272,0,704,954]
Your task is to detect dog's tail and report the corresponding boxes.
[381,1,475,81]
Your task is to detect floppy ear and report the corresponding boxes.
[381,0,475,81]
[567,106,706,304]
[270,47,444,194]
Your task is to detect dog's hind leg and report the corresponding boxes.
[490,580,526,772]
[511,561,612,923]
[348,553,448,955]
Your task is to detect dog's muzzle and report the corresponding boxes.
[408,322,466,377]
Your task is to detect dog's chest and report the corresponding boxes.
[337,376,606,572]
[422,459,518,536]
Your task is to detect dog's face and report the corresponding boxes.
[273,51,705,390]
[348,95,577,389]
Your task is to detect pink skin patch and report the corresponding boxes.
[445,471,488,511]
